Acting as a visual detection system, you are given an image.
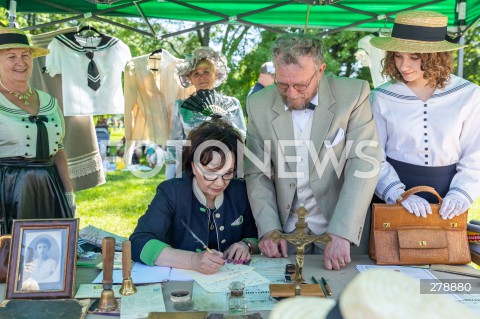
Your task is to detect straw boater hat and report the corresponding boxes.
[0,27,49,58]
[370,11,466,53]
[175,47,229,88]
[269,269,476,319]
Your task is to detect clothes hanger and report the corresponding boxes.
[76,25,103,37]
[149,48,163,59]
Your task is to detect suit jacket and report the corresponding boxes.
[244,73,381,245]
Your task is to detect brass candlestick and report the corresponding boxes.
[98,237,119,311]
[120,240,137,296]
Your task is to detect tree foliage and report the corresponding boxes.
[2,7,479,107]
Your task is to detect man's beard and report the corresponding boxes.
[280,92,311,111]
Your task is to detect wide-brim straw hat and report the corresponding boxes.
[0,27,49,58]
[269,269,476,319]
[370,11,466,53]
[175,47,229,88]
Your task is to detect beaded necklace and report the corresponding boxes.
[0,79,33,105]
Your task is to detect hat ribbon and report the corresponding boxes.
[392,23,447,42]
[0,33,30,46]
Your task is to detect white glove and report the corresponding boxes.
[65,192,76,214]
[439,193,470,220]
[387,188,431,218]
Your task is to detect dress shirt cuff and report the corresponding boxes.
[140,239,171,266]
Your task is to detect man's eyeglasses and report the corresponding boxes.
[274,71,317,92]
[196,164,235,181]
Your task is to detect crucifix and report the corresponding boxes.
[269,207,331,297]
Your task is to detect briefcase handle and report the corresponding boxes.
[398,186,443,204]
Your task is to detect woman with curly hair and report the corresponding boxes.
[370,11,480,219]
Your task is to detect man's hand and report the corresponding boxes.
[191,250,225,275]
[258,230,288,258]
[323,233,351,270]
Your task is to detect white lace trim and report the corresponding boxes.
[68,151,103,179]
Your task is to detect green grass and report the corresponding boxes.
[75,169,164,238]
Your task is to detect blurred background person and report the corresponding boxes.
[248,61,276,96]
[165,47,246,180]
[0,28,74,235]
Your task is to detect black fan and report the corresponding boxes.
[181,89,228,117]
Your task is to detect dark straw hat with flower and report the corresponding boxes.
[0,27,49,58]
[370,11,466,53]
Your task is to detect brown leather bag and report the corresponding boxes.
[369,186,471,265]
[0,235,12,282]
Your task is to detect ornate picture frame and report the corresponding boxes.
[6,219,78,299]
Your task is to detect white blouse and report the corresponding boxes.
[0,90,65,159]
[371,75,480,204]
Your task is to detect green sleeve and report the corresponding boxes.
[139,239,171,266]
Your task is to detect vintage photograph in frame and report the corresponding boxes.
[6,219,78,299]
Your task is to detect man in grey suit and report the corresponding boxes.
[244,33,381,270]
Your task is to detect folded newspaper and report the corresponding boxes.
[79,225,127,251]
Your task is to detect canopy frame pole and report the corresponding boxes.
[8,0,17,27]
[455,0,467,77]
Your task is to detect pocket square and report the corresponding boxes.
[324,128,345,148]
[231,215,244,226]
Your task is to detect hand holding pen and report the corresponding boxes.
[181,219,226,274]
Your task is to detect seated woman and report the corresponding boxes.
[130,119,258,274]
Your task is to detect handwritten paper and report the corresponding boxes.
[173,264,270,293]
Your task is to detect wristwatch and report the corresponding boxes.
[242,239,255,254]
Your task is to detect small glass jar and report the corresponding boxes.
[227,281,247,314]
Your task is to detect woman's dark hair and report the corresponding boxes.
[182,118,243,177]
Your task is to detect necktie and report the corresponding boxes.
[85,51,101,91]
[28,115,50,160]
[307,103,316,110]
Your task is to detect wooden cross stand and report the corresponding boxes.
[269,207,331,298]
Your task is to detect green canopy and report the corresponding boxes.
[2,0,479,38]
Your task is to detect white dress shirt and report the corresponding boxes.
[371,75,480,204]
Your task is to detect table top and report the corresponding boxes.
[1,255,478,318]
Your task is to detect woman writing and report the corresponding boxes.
[370,11,480,219]
[130,119,258,274]
[165,47,246,179]
[0,28,74,234]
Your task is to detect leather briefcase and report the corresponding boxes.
[369,186,471,265]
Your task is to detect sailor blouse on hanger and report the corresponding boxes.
[371,74,480,204]
[46,32,132,116]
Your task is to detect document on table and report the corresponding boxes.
[93,262,171,284]
[248,256,290,282]
[173,264,270,293]
[356,265,437,280]
[120,284,165,319]
[192,282,278,312]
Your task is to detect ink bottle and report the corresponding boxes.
[227,281,247,314]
